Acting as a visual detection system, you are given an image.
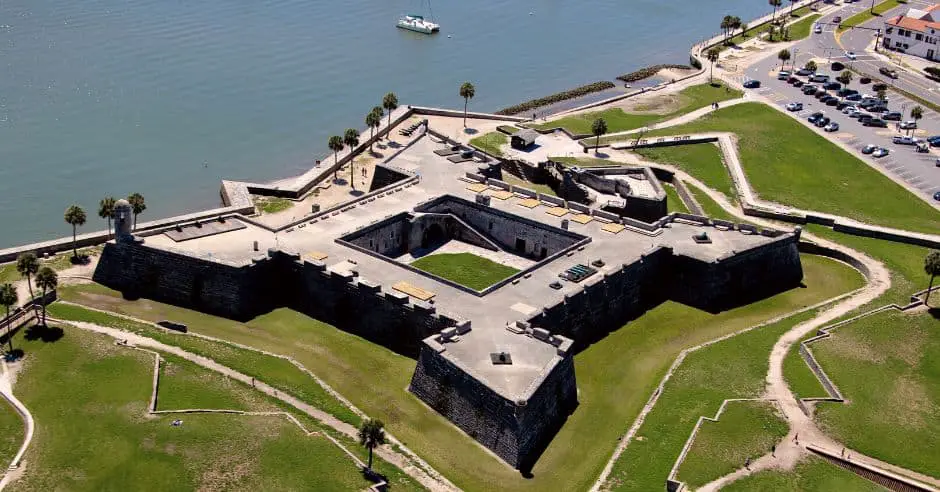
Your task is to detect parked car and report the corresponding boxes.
[865,118,888,127]
[934,191,940,201]
[819,95,835,103]
[879,67,899,79]
[743,79,761,88]
[786,102,804,111]
[842,105,857,114]
[826,98,839,106]
[815,91,829,100]
[847,109,862,118]
[836,101,851,110]
[873,147,890,157]
[778,71,791,80]
[802,85,818,95]
[868,105,889,114]
[814,117,831,127]
[837,88,858,97]
[807,112,825,123]
[883,111,903,121]
[845,93,862,101]
[844,51,857,60]
[862,144,878,154]
[893,135,916,145]
[858,114,874,123]
[796,68,815,76]
[787,76,799,84]
[927,135,940,146]
[810,74,830,83]
[793,80,804,87]
[901,120,918,130]
[824,81,842,90]
[824,122,840,132]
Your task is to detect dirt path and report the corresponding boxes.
[0,360,34,492]
[55,319,459,492]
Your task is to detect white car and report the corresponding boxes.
[814,24,823,34]
[786,102,804,111]
[824,122,840,132]
[845,51,857,60]
[873,147,890,158]
[900,120,918,130]
[842,105,857,114]
[893,135,915,145]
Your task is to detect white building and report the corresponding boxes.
[883,4,940,61]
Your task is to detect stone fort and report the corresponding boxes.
[91,114,804,471]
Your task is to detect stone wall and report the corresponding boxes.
[408,342,577,470]
[370,165,410,192]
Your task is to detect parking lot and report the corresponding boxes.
[743,47,940,201]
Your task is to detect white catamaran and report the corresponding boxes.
[397,1,439,34]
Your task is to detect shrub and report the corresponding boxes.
[494,81,616,116]
[616,64,691,83]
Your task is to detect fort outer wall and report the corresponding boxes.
[92,241,458,355]
[408,338,578,471]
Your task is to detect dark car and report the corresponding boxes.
[803,85,818,95]
[928,135,940,147]
[837,88,858,97]
[833,15,842,23]
[820,95,835,103]
[845,93,862,101]
[793,80,804,87]
[879,66,899,79]
[867,105,888,113]
[787,76,799,84]
[796,68,815,76]
[743,79,761,88]
[814,117,831,127]
[864,118,888,127]
[872,82,888,91]
[815,91,829,99]
[883,111,903,121]
[823,81,842,90]
[807,112,824,123]
[825,98,839,106]
[857,114,874,123]
[836,101,851,110]
[860,77,872,84]
[934,191,940,201]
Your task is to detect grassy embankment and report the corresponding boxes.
[531,83,742,136]
[663,184,691,214]
[469,132,508,157]
[722,455,886,491]
[56,252,862,492]
[255,197,293,214]
[838,0,904,31]
[612,103,940,235]
[410,253,520,291]
[11,325,421,491]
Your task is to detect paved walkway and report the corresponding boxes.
[0,359,34,492]
[53,319,459,492]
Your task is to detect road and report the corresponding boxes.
[738,4,940,201]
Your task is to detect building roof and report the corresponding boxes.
[513,128,539,145]
[886,4,940,31]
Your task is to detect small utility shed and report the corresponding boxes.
[511,129,539,150]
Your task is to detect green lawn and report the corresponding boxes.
[631,103,940,234]
[0,246,103,285]
[783,343,828,399]
[812,309,940,478]
[497,125,519,135]
[663,184,690,214]
[550,156,627,168]
[502,174,558,197]
[47,300,361,426]
[676,400,788,489]
[255,197,292,214]
[11,326,387,491]
[722,455,886,491]
[0,398,23,471]
[687,183,737,221]
[469,132,508,157]
[633,142,735,200]
[158,353,267,411]
[786,13,822,41]
[532,83,742,135]
[839,0,904,31]
[59,253,863,492]
[410,252,519,291]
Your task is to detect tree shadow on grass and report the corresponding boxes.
[24,324,64,343]
[4,349,24,362]
[463,128,479,135]
[928,307,940,320]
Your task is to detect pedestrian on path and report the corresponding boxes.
[771,444,776,457]
[794,433,799,444]
[745,457,751,470]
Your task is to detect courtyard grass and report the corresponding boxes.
[676,400,789,489]
[663,184,690,214]
[629,103,940,234]
[722,455,886,491]
[47,300,362,426]
[838,0,904,31]
[632,142,735,200]
[255,197,293,214]
[410,252,519,291]
[811,309,940,478]
[469,131,508,157]
[11,326,383,491]
[531,83,742,135]
[0,398,23,470]
[58,253,863,492]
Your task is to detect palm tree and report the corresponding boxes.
[769,0,782,25]
[16,253,39,300]
[328,135,344,182]
[740,22,749,38]
[925,251,940,306]
[366,107,382,152]
[591,118,608,155]
[35,267,57,326]
[870,0,876,15]
[837,70,853,86]
[459,82,475,128]
[0,284,18,352]
[127,193,146,230]
[788,0,797,17]
[706,48,721,82]
[804,60,817,72]
[382,92,398,137]
[358,419,386,470]
[721,16,733,43]
[777,49,791,70]
[910,106,924,136]
[731,16,743,37]
[100,196,119,237]
[343,129,361,190]
[876,88,887,102]
[63,205,87,259]
[98,196,116,239]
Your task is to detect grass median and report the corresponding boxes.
[838,0,904,31]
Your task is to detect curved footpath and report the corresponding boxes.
[46,318,459,492]
[0,360,34,492]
